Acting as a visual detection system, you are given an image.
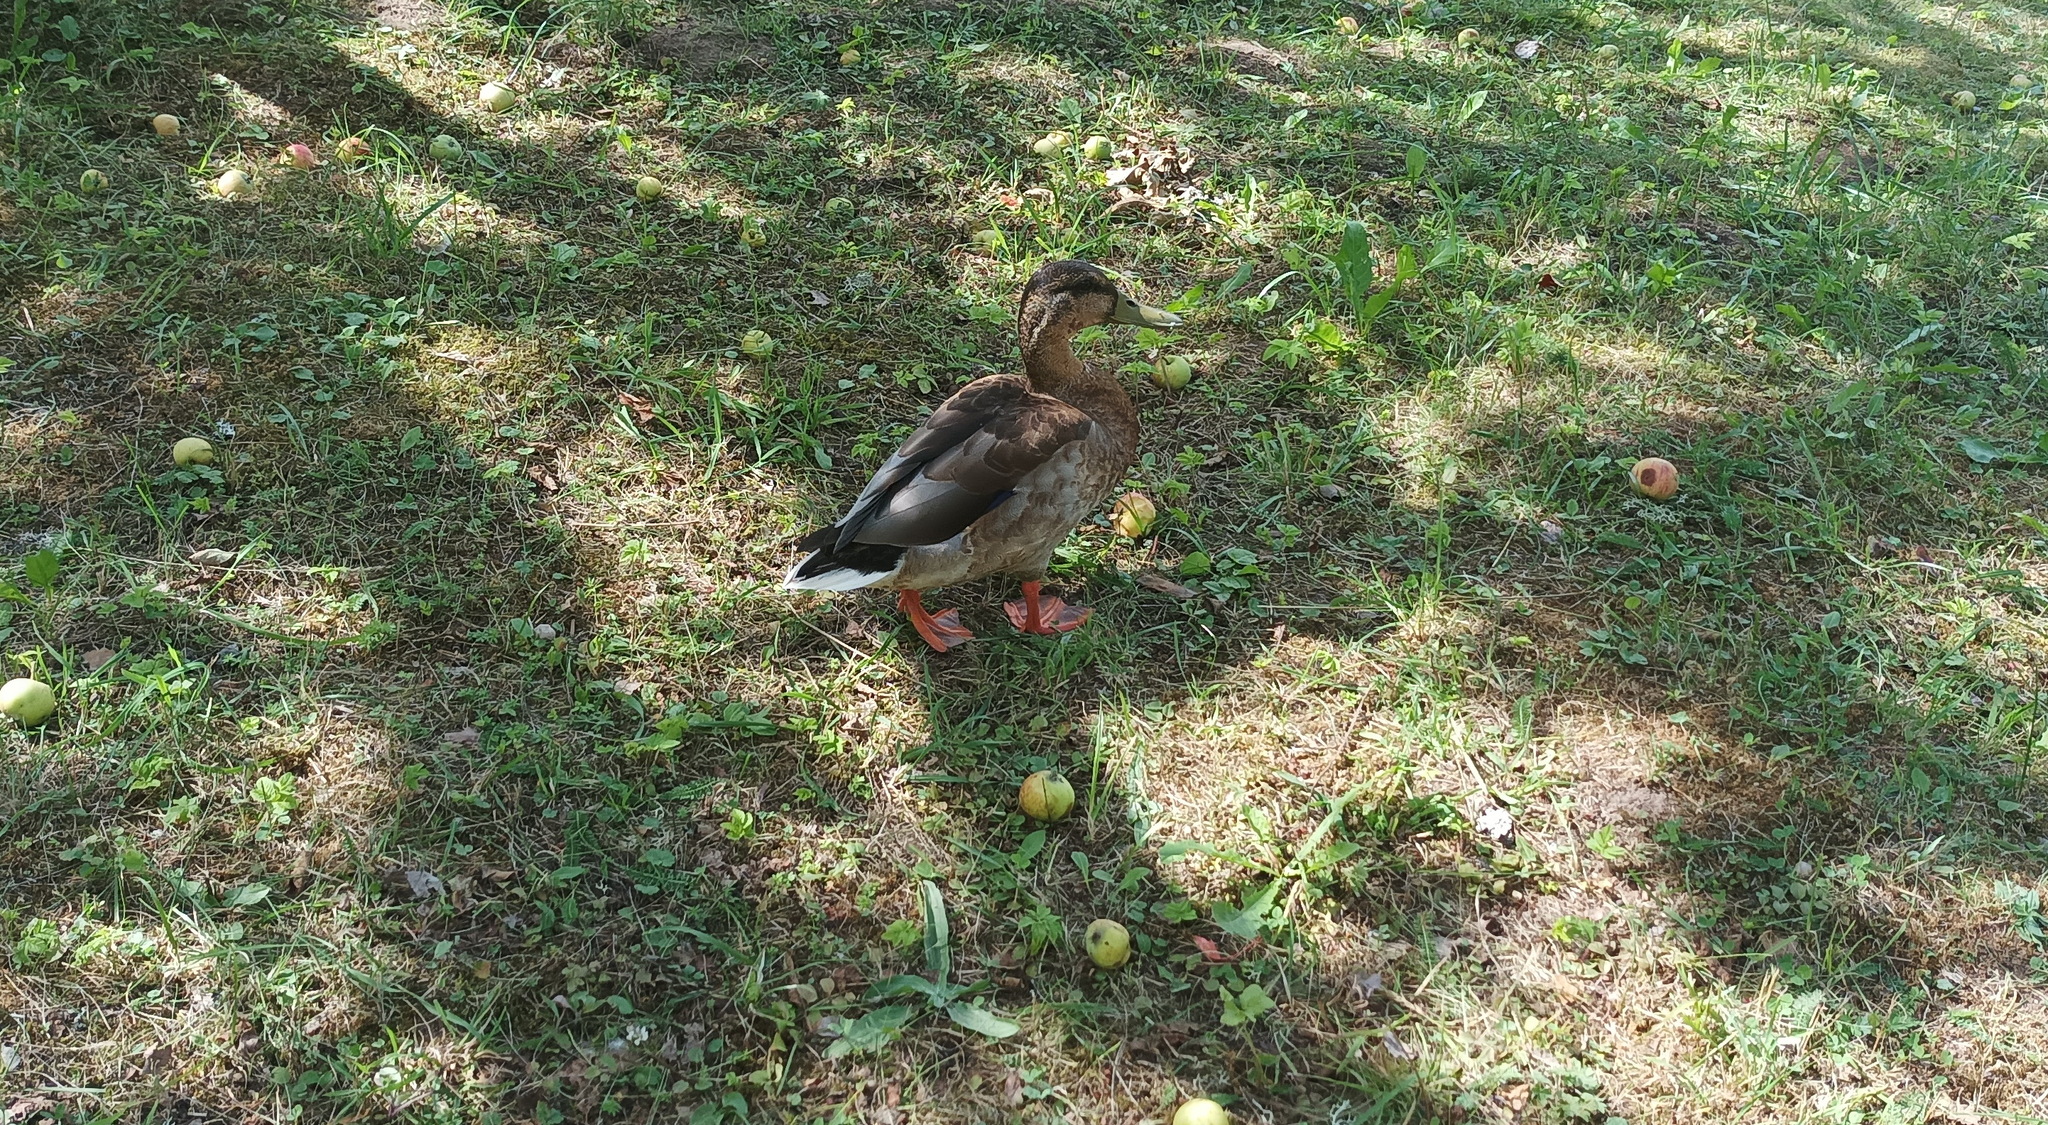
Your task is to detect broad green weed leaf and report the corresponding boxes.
[945,1003,1021,1039]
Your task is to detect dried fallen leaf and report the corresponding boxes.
[1548,972,1584,1002]
[188,547,238,567]
[1136,573,1199,600]
[405,870,445,899]
[7,1098,59,1123]
[617,392,657,424]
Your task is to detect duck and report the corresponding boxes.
[784,259,1181,652]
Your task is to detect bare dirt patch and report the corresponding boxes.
[635,17,769,81]
[1204,37,1310,81]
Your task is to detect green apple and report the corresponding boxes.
[172,437,215,466]
[0,678,55,727]
[1085,919,1131,968]
[1151,355,1193,391]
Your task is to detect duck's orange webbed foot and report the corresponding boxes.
[1003,580,1093,635]
[898,589,974,652]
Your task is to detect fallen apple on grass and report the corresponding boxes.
[1030,130,1071,156]
[0,678,55,727]
[173,437,215,466]
[1150,354,1193,391]
[1111,492,1158,538]
[1017,771,1074,822]
[1173,1099,1230,1125]
[1630,457,1678,500]
[1085,919,1131,968]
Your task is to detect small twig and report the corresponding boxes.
[785,613,869,661]
[1458,745,1493,804]
[1551,801,1585,878]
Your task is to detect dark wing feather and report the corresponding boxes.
[831,375,1091,550]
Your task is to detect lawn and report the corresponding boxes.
[4,0,2048,1121]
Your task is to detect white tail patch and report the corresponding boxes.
[782,553,901,592]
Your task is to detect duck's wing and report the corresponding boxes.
[829,374,1094,550]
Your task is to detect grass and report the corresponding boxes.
[3,0,2048,1120]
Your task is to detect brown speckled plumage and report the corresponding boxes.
[785,262,1176,639]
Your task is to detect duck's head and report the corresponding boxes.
[1019,260,1181,339]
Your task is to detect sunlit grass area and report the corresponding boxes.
[4,0,2048,1121]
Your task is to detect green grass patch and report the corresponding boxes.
[4,0,2048,1121]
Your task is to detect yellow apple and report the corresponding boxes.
[1085,919,1131,968]
[1018,771,1075,821]
[1173,1100,1230,1125]
[1111,492,1158,538]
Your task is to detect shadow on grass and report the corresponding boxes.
[5,0,2048,1121]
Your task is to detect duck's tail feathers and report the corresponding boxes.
[783,526,907,592]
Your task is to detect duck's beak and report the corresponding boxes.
[1110,295,1182,328]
